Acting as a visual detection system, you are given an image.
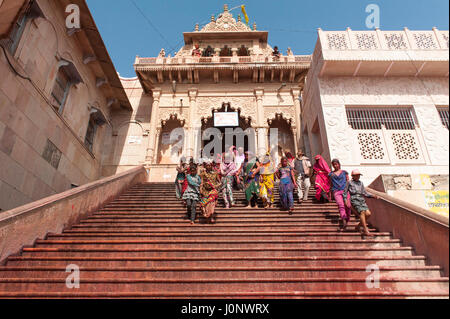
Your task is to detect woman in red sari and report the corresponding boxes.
[312,155,331,203]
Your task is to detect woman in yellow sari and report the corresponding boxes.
[259,153,276,209]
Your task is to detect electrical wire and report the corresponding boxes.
[129,0,177,54]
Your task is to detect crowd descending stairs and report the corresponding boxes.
[0,182,448,298]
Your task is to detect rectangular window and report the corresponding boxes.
[84,120,97,152]
[51,69,70,113]
[437,107,449,130]
[346,108,416,130]
[42,139,62,169]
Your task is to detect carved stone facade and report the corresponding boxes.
[195,96,257,123]
[122,5,307,182]
[302,28,449,185]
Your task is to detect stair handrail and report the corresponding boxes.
[367,188,449,227]
[366,187,449,277]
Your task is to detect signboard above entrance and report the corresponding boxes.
[214,112,239,127]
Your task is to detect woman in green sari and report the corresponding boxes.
[244,155,261,209]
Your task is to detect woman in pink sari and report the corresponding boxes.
[312,155,331,203]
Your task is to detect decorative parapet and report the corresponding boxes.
[317,28,449,62]
[135,55,311,71]
[320,28,449,51]
[315,28,449,77]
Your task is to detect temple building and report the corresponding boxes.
[106,5,310,182]
[0,2,449,212]
[0,1,449,298]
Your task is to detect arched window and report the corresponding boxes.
[220,45,232,57]
[202,45,214,57]
[84,107,108,152]
[4,1,44,55]
[51,60,82,114]
[238,45,249,56]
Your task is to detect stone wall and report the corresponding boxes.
[0,1,122,211]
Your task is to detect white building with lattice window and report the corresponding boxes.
[302,28,449,210]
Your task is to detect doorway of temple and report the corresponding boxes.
[268,114,296,166]
[200,103,253,158]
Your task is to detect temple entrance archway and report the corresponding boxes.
[200,102,254,158]
[157,114,185,164]
[268,114,296,166]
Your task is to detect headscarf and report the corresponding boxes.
[260,152,275,175]
[314,155,331,174]
[221,153,237,176]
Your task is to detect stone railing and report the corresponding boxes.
[366,187,449,276]
[0,166,148,264]
[135,55,311,65]
[320,28,449,51]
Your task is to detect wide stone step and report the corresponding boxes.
[49,233,392,241]
[0,266,443,280]
[79,218,354,224]
[0,290,447,299]
[33,240,402,250]
[92,212,348,218]
[6,256,427,268]
[20,246,415,258]
[0,277,447,294]
[69,225,379,232]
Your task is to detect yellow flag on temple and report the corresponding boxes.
[241,5,249,25]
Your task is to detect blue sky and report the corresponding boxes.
[86,0,449,78]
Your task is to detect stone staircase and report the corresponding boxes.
[0,182,448,298]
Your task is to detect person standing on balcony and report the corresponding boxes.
[312,155,331,203]
[260,152,276,209]
[183,164,202,225]
[276,157,298,215]
[200,161,221,224]
[192,43,202,57]
[221,153,238,208]
[344,170,379,236]
[294,150,312,204]
[272,46,281,61]
[329,159,351,231]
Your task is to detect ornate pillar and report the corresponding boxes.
[153,127,162,164]
[292,126,299,154]
[254,89,267,158]
[291,88,302,151]
[146,89,161,164]
[187,89,199,159]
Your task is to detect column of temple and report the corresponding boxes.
[291,88,302,153]
[255,89,267,157]
[146,89,161,164]
[187,89,199,159]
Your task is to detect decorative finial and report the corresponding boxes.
[211,14,215,22]
[195,23,199,31]
[253,22,257,31]
[224,4,229,12]
[238,14,241,22]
